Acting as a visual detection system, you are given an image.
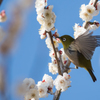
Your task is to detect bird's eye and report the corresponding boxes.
[63,38,66,41]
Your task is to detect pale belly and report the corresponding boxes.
[65,49,80,66]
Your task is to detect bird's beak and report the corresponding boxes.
[56,37,61,43]
[55,36,61,39]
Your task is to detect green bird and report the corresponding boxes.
[57,30,100,82]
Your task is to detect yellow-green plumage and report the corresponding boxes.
[78,51,96,82]
[58,30,100,82]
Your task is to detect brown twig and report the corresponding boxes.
[47,33,63,99]
[47,31,62,75]
[56,48,64,73]
[93,0,98,6]
[53,90,61,100]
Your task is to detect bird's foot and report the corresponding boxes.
[75,66,78,69]
[69,67,76,69]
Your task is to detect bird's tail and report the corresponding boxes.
[87,69,97,82]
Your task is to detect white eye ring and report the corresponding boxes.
[63,38,66,41]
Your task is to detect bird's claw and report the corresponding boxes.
[75,66,78,69]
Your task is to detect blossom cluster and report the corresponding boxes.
[79,1,100,21]
[35,0,71,96]
[35,0,69,74]
[54,73,71,92]
[20,74,54,100]
[20,73,71,100]
[37,74,54,98]
[19,78,39,100]
[48,48,68,74]
[73,20,99,39]
[21,0,71,99]
[35,0,56,39]
[74,0,100,39]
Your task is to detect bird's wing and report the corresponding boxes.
[73,29,100,60]
[65,47,80,66]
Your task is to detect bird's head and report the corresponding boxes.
[57,35,74,50]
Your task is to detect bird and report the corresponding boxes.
[57,29,100,82]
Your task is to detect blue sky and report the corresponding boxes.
[0,0,100,100]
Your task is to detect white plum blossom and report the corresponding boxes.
[80,4,95,15]
[89,24,98,30]
[49,50,59,59]
[37,81,49,98]
[79,4,96,21]
[51,12,56,23]
[88,1,100,16]
[35,0,56,33]
[42,74,53,85]
[89,0,100,12]
[80,4,86,12]
[36,6,44,15]
[63,73,71,80]
[73,23,87,39]
[48,5,53,10]
[37,74,54,97]
[53,73,71,92]
[52,59,57,64]
[94,10,99,16]
[85,5,95,15]
[39,26,46,39]
[35,0,47,9]
[97,1,100,11]
[79,11,93,21]
[38,85,48,98]
[35,0,47,14]
[43,19,54,31]
[20,78,36,94]
[37,7,55,26]
[59,48,68,65]
[37,14,44,25]
[49,50,55,58]
[80,2,100,20]
[89,20,100,30]
[40,34,46,39]
[24,89,39,100]
[60,48,67,57]
[42,74,54,91]
[23,78,36,89]
[42,9,53,21]
[39,26,46,35]
[89,0,95,5]
[45,37,58,49]
[48,63,58,74]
